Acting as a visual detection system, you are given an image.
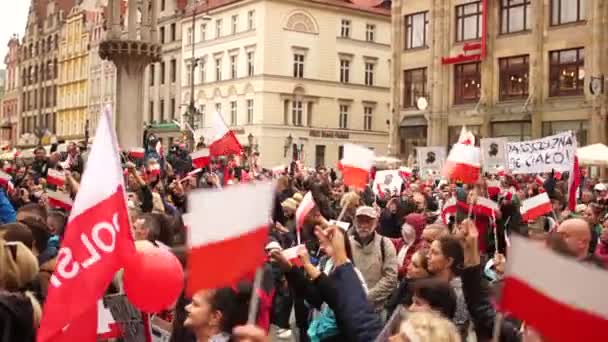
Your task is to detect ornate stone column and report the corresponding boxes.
[100,0,161,149]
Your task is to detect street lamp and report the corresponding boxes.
[283,133,293,157]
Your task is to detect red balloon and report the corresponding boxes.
[123,247,184,313]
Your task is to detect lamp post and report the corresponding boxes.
[283,133,293,158]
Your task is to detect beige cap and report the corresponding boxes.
[355,206,378,219]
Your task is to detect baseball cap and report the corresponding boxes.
[594,183,607,192]
[355,206,378,219]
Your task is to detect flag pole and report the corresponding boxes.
[247,267,264,324]
[491,312,503,342]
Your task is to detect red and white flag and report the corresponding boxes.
[443,143,481,184]
[281,245,304,267]
[487,179,501,198]
[47,169,66,187]
[568,156,580,211]
[520,192,552,222]
[500,235,608,342]
[341,143,374,190]
[47,191,73,211]
[191,148,211,169]
[186,182,274,295]
[37,104,135,342]
[457,126,475,146]
[128,147,145,160]
[97,300,122,340]
[398,166,412,179]
[441,197,457,224]
[208,112,243,157]
[295,192,316,244]
[187,168,203,178]
[535,175,545,187]
[475,197,499,217]
[148,163,160,177]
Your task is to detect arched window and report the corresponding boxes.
[284,11,318,34]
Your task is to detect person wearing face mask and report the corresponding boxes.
[349,205,398,314]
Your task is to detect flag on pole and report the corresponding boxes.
[47,191,73,211]
[208,112,243,157]
[487,179,501,198]
[398,166,412,179]
[568,156,580,211]
[37,104,135,342]
[191,148,211,169]
[47,169,66,187]
[457,126,475,145]
[475,197,499,217]
[443,143,481,184]
[341,144,374,190]
[520,192,553,222]
[295,192,316,244]
[186,182,274,295]
[97,300,122,340]
[441,197,457,224]
[128,147,145,160]
[281,245,304,267]
[500,235,608,342]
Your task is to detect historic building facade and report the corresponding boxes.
[391,0,608,161]
[2,36,21,147]
[57,6,90,140]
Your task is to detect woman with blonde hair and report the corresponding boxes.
[390,311,461,342]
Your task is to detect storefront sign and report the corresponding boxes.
[309,130,349,139]
[507,132,577,174]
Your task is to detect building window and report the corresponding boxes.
[339,59,350,83]
[149,64,155,86]
[149,101,154,122]
[186,63,193,85]
[215,102,222,114]
[339,104,348,129]
[230,101,237,125]
[405,12,428,49]
[247,51,255,76]
[199,58,206,83]
[170,59,177,83]
[293,54,304,78]
[170,23,176,41]
[248,10,256,29]
[455,1,482,42]
[161,0,166,11]
[549,48,584,97]
[366,24,376,42]
[292,101,303,126]
[197,104,205,129]
[454,62,481,104]
[364,106,373,131]
[160,62,166,84]
[551,0,586,26]
[340,19,351,38]
[246,99,254,124]
[159,99,165,122]
[492,121,531,141]
[307,102,313,127]
[187,27,193,45]
[365,62,375,86]
[200,23,207,41]
[160,26,165,44]
[283,100,289,125]
[403,68,427,108]
[170,97,176,120]
[215,57,222,81]
[231,15,238,34]
[542,120,587,146]
[501,0,531,34]
[499,55,529,101]
[338,145,344,160]
[230,55,237,79]
[315,145,326,167]
[216,19,222,38]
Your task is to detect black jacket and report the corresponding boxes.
[0,290,36,342]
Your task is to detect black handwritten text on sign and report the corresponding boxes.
[506,132,576,174]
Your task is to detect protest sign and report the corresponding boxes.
[416,146,446,179]
[373,170,403,196]
[104,293,152,342]
[480,138,508,173]
[506,132,577,174]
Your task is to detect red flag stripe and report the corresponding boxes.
[342,166,370,190]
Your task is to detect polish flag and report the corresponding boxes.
[337,160,344,171]
[128,147,145,160]
[568,156,580,211]
[0,170,12,187]
[148,163,160,177]
[97,300,122,340]
[443,143,481,184]
[499,234,608,342]
[47,169,66,187]
[496,166,506,177]
[47,191,74,211]
[187,168,203,178]
[341,143,374,190]
[281,245,304,267]
[37,104,135,342]
[457,126,475,145]
[475,197,499,217]
[186,182,274,295]
[487,179,501,198]
[535,175,545,187]
[191,148,211,169]
[441,197,457,224]
[295,192,316,243]
[398,166,412,179]
[520,192,552,222]
[208,112,243,157]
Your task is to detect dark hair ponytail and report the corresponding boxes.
[210,281,252,334]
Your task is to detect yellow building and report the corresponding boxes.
[57,6,90,140]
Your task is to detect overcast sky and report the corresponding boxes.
[0,1,30,65]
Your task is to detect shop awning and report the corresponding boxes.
[400,116,427,127]
[577,143,608,166]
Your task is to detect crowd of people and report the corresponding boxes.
[1,134,607,342]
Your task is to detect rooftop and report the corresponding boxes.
[188,0,390,16]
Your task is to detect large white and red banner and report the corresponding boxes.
[38,105,135,342]
[506,132,577,174]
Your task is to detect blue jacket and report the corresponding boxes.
[0,189,16,224]
[331,263,383,342]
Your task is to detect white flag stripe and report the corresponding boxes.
[521,193,551,213]
[477,197,498,211]
[211,112,229,140]
[47,191,73,204]
[187,182,274,246]
[507,235,608,318]
[447,144,481,166]
[191,148,210,159]
[342,143,374,170]
[70,105,124,219]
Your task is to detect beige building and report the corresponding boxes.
[182,0,391,168]
[2,36,21,148]
[391,0,608,161]
[142,0,188,146]
[57,6,90,140]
